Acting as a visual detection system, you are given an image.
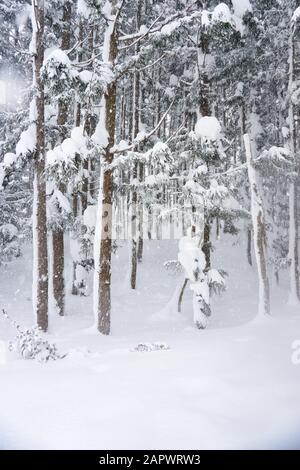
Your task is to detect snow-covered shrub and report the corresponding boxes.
[1,310,64,362]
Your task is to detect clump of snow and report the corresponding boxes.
[135,131,146,143]
[231,0,252,18]
[44,46,58,61]
[79,70,93,84]
[16,124,36,157]
[139,25,148,35]
[202,10,211,27]
[52,189,71,213]
[77,0,91,19]
[195,116,222,141]
[292,7,300,24]
[102,0,113,20]
[44,49,70,68]
[160,21,180,36]
[47,128,88,168]
[42,49,77,89]
[212,3,232,23]
[71,126,88,153]
[112,139,128,153]
[3,153,17,167]
[61,138,78,158]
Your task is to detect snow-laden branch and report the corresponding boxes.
[118,0,200,48]
[111,96,176,156]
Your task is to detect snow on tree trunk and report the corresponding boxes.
[197,25,211,269]
[244,133,270,316]
[288,16,300,304]
[178,237,211,329]
[52,1,71,316]
[93,1,118,335]
[32,0,48,331]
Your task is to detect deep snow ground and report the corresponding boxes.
[0,233,300,449]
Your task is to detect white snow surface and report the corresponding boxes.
[0,234,300,449]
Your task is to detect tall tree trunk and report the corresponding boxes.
[94,1,118,335]
[32,0,48,331]
[244,134,270,316]
[137,161,144,263]
[198,26,211,269]
[288,15,300,304]
[130,0,144,288]
[72,20,83,296]
[52,1,71,316]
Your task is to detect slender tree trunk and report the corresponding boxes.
[71,20,84,296]
[178,278,188,313]
[247,227,252,266]
[244,134,270,316]
[130,0,144,288]
[288,19,300,304]
[137,161,144,264]
[94,2,118,335]
[198,27,211,269]
[202,222,210,270]
[32,0,48,331]
[52,2,71,316]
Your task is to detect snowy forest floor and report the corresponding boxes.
[0,233,300,449]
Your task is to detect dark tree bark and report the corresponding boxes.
[247,227,252,266]
[95,2,118,335]
[52,1,71,316]
[32,0,48,331]
[130,0,144,288]
[288,14,300,303]
[198,25,211,269]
